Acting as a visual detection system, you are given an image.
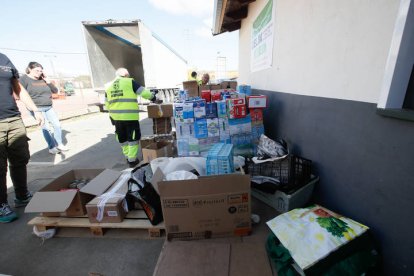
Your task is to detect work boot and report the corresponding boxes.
[128,160,140,168]
[14,191,33,208]
[0,203,18,223]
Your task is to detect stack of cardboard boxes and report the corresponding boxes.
[142,104,175,162]
[147,104,174,135]
[174,84,268,157]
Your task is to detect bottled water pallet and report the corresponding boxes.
[28,210,165,239]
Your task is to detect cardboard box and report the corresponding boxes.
[153,241,273,276]
[200,84,221,91]
[85,173,129,223]
[200,90,211,102]
[25,169,121,217]
[140,136,156,149]
[205,102,218,119]
[251,176,318,213]
[220,81,237,90]
[211,90,222,102]
[157,172,251,240]
[152,118,172,134]
[193,100,206,119]
[147,104,174,118]
[142,141,173,162]
[238,85,252,96]
[249,108,263,122]
[183,81,199,97]
[194,118,208,139]
[247,95,267,108]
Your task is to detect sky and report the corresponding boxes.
[0,0,239,77]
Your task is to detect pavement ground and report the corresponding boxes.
[0,95,278,275]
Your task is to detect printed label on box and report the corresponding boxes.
[247,95,267,108]
[216,101,227,118]
[183,102,194,119]
[250,108,263,121]
[188,137,200,156]
[207,118,220,137]
[194,119,208,139]
[177,138,189,156]
[174,103,184,122]
[193,100,206,119]
[163,199,190,208]
[107,211,118,217]
[228,194,248,204]
[205,102,218,119]
[176,122,194,139]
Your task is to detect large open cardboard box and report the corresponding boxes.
[157,172,251,240]
[25,169,121,217]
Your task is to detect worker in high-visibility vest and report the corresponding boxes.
[105,68,156,168]
[201,73,210,85]
[189,71,202,85]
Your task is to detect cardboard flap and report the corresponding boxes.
[151,167,165,194]
[80,169,122,196]
[25,191,77,213]
[159,173,250,197]
[86,173,130,205]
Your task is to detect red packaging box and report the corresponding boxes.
[201,90,211,103]
[211,90,222,102]
[228,105,247,119]
[228,98,246,106]
[247,95,267,108]
[250,108,263,122]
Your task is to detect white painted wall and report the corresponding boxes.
[239,0,400,103]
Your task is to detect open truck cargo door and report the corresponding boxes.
[81,19,187,106]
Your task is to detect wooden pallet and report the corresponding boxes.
[28,210,165,238]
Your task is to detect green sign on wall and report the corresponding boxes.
[251,0,274,72]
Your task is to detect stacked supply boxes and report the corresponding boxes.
[206,143,234,175]
[173,87,267,157]
[147,104,174,134]
[145,103,175,159]
[246,95,267,152]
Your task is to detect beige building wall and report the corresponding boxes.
[238,0,400,103]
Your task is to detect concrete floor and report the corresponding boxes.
[0,111,278,276]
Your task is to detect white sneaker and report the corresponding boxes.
[48,147,61,154]
[57,144,69,151]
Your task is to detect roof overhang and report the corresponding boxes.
[212,0,256,35]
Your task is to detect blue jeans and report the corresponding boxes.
[30,106,63,149]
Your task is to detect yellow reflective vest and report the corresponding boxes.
[105,77,139,121]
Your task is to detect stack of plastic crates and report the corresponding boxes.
[206,143,234,175]
[246,154,312,193]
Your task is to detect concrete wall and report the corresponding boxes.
[237,0,414,274]
[239,0,399,103]
[257,89,414,275]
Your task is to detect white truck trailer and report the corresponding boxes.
[81,19,187,104]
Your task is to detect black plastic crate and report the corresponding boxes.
[246,154,312,193]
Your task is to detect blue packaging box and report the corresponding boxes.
[194,118,208,139]
[238,85,251,96]
[205,102,218,118]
